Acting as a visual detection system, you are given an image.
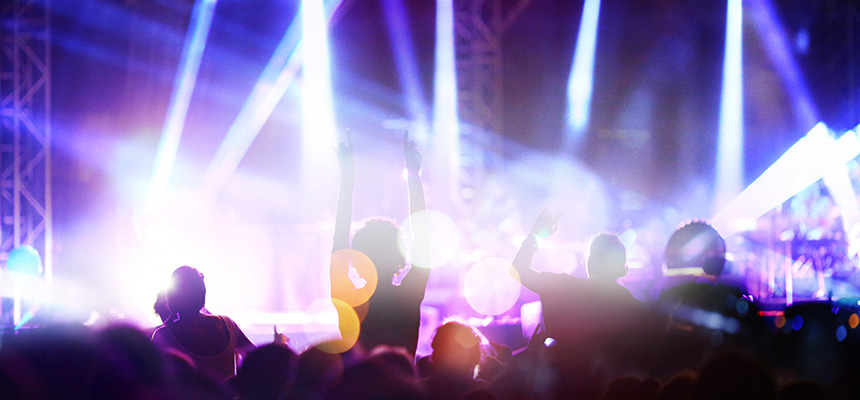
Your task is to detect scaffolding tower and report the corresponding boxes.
[453,0,530,204]
[0,0,52,283]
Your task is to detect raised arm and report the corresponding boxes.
[512,210,562,290]
[401,131,430,294]
[404,131,426,216]
[332,130,355,253]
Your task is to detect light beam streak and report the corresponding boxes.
[148,0,217,205]
[565,0,601,144]
[714,0,744,213]
[382,0,430,134]
[748,0,819,128]
[711,123,860,238]
[301,0,338,168]
[434,0,459,195]
[203,0,345,192]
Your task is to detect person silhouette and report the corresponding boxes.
[151,266,255,383]
[511,211,647,373]
[330,131,430,357]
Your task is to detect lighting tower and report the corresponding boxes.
[0,0,52,283]
[453,0,530,203]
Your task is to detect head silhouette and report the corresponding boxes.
[351,218,406,280]
[664,220,726,276]
[166,266,206,317]
[153,290,170,323]
[235,343,297,400]
[430,321,482,376]
[586,233,627,281]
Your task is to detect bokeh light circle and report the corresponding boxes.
[850,313,859,329]
[398,210,461,269]
[309,298,361,354]
[302,298,343,349]
[836,325,848,342]
[7,245,42,275]
[330,249,377,307]
[463,258,522,316]
[791,315,804,331]
[735,299,749,317]
[774,315,786,329]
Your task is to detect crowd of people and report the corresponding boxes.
[2,134,859,399]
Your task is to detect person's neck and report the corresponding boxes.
[176,311,203,322]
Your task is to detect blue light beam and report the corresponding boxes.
[382,0,430,135]
[748,0,819,128]
[203,0,344,192]
[149,0,218,204]
[714,0,744,213]
[565,0,602,144]
[434,0,459,195]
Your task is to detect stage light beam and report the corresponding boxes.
[711,123,860,238]
[203,0,345,192]
[301,0,338,169]
[748,0,819,128]
[149,0,217,204]
[714,0,744,213]
[565,0,602,144]
[434,0,459,196]
[382,0,430,134]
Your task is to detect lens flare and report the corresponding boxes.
[315,299,361,354]
[330,249,377,307]
[849,313,859,329]
[303,298,342,348]
[463,258,522,316]
[791,315,804,331]
[836,325,848,342]
[774,314,786,329]
[399,210,461,269]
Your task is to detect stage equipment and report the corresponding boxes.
[450,0,530,206]
[0,0,52,286]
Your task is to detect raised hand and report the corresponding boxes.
[336,129,355,179]
[403,130,422,172]
[273,325,289,345]
[530,209,563,238]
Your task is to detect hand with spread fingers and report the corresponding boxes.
[530,209,563,239]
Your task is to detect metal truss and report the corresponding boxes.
[453,0,530,204]
[454,0,529,136]
[0,0,52,283]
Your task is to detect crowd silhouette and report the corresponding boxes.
[2,133,860,400]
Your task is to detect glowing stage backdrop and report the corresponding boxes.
[15,0,859,353]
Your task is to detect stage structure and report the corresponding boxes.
[0,0,52,284]
[453,0,530,205]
